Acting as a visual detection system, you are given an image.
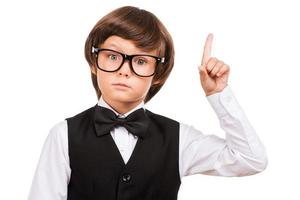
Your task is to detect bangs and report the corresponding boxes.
[92,7,165,54]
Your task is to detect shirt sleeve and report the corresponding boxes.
[28,120,70,200]
[179,85,268,179]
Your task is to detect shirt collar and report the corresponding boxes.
[97,96,145,118]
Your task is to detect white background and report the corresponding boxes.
[1,0,299,199]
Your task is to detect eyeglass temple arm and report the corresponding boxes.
[92,46,99,54]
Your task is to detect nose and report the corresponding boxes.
[117,59,132,76]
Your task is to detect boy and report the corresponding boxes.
[28,6,267,200]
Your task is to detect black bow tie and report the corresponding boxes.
[94,105,150,139]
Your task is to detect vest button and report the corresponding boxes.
[122,173,131,182]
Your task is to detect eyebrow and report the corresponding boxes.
[100,43,119,51]
[106,43,119,49]
[102,43,156,55]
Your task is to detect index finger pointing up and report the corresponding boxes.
[201,33,214,66]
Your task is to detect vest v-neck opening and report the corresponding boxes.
[107,132,142,168]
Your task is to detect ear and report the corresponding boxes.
[151,79,161,86]
[90,65,97,75]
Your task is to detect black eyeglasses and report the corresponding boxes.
[92,47,165,77]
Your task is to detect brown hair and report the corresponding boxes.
[84,6,174,103]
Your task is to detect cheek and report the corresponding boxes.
[134,78,153,95]
[96,71,110,91]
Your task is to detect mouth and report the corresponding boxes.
[112,83,130,88]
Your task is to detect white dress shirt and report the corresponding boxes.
[27,85,268,200]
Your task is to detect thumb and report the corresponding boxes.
[198,64,208,79]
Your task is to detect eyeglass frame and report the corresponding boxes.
[92,46,165,77]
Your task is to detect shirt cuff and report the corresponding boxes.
[206,85,243,118]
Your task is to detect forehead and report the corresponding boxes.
[100,35,159,55]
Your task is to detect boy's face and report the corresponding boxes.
[91,35,160,111]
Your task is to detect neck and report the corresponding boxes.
[101,96,144,115]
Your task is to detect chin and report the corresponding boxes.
[114,94,144,104]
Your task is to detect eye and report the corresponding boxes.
[108,54,118,61]
[138,59,146,65]
[136,58,147,65]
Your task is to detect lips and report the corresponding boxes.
[112,83,130,88]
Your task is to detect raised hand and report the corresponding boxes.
[198,33,230,96]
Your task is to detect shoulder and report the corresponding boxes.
[65,104,97,121]
[145,109,178,122]
[45,120,68,153]
[144,109,204,138]
[44,105,98,149]
[64,105,98,130]
[49,120,68,138]
[145,109,179,128]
